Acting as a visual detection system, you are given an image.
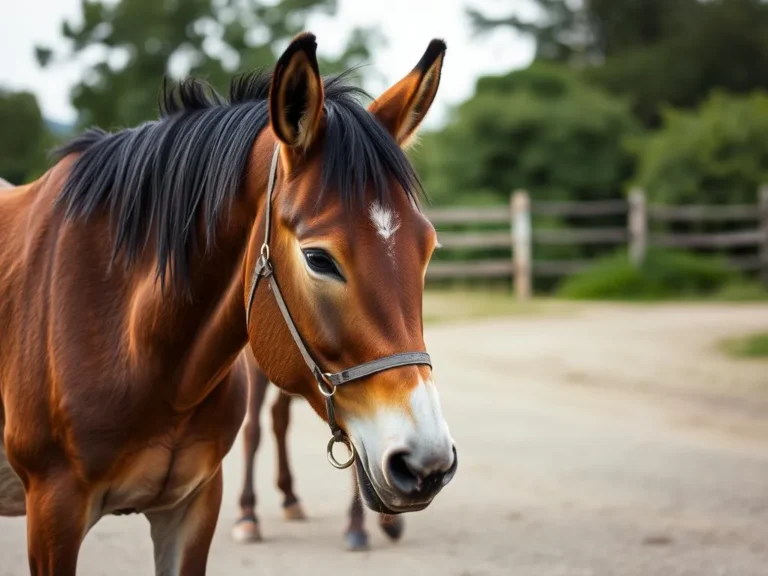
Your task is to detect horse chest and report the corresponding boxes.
[97,374,246,516]
[100,440,220,516]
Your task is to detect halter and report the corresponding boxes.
[245,145,432,469]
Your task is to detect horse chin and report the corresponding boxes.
[353,450,431,516]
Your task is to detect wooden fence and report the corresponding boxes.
[424,186,768,299]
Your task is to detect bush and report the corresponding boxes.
[557,249,734,300]
[633,92,768,205]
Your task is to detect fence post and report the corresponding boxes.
[628,188,647,267]
[760,185,768,286]
[512,190,531,300]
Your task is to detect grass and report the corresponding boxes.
[720,331,768,359]
[711,279,768,302]
[422,289,577,324]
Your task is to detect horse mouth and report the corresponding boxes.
[353,447,432,515]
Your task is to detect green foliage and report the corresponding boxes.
[712,279,768,302]
[468,0,699,64]
[470,0,768,127]
[586,0,768,126]
[0,89,50,184]
[720,331,768,359]
[38,0,383,129]
[557,249,734,300]
[467,0,593,63]
[411,62,639,207]
[634,92,768,205]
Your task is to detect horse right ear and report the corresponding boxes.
[368,39,446,148]
[269,32,325,157]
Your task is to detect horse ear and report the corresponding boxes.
[269,32,325,154]
[368,39,446,148]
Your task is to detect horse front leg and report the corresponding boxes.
[344,470,405,551]
[146,468,222,576]
[345,468,369,551]
[231,363,268,543]
[378,511,405,542]
[25,472,90,576]
[271,391,306,520]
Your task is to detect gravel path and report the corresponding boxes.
[2,303,768,576]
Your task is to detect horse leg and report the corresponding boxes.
[146,468,222,576]
[378,511,405,542]
[231,364,268,543]
[271,391,306,520]
[25,472,89,575]
[345,468,369,551]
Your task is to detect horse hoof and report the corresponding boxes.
[231,518,262,543]
[379,514,404,541]
[345,529,370,552]
[282,501,307,521]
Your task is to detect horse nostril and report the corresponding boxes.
[386,451,421,495]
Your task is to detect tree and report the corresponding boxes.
[587,0,768,125]
[411,62,639,207]
[38,0,384,129]
[468,0,768,125]
[468,0,698,64]
[0,89,50,185]
[468,0,595,63]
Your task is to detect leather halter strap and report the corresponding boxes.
[244,145,432,468]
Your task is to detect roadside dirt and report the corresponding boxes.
[2,303,767,576]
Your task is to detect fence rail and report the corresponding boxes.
[424,186,768,299]
[531,199,629,217]
[426,206,510,225]
[648,204,759,222]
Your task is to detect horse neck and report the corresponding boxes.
[133,139,273,411]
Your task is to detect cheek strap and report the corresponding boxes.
[244,144,432,470]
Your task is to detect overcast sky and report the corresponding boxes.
[0,0,535,128]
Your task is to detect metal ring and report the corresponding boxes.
[327,436,355,469]
[317,374,336,398]
[259,243,270,261]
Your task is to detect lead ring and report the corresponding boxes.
[327,436,355,469]
[317,374,335,398]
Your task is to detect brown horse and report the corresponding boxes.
[231,349,404,551]
[0,32,456,575]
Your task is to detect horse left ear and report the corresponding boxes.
[269,32,325,154]
[368,39,446,148]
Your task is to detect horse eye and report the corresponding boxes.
[303,249,344,281]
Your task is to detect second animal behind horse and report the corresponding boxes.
[232,349,404,551]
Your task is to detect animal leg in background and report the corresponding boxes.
[231,359,269,543]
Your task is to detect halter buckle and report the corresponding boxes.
[326,435,355,469]
[259,243,270,261]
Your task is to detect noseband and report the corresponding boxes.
[245,145,432,469]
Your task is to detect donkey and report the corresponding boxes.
[0,33,456,575]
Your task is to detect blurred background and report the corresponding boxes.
[1,1,768,575]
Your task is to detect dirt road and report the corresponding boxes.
[2,303,768,576]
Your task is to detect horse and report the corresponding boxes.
[231,348,404,551]
[0,32,457,575]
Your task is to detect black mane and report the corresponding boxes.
[54,69,423,290]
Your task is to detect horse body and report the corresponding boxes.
[0,157,252,572]
[0,33,456,575]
